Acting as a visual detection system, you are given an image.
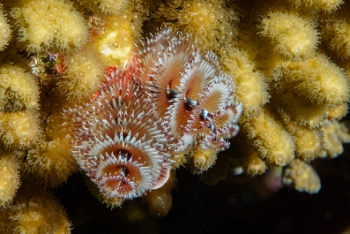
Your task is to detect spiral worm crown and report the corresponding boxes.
[65,28,242,202]
[65,65,172,200]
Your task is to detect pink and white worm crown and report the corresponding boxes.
[64,28,242,202]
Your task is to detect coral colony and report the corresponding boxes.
[1,0,350,232]
[65,28,242,202]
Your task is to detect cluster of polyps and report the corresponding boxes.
[65,29,242,202]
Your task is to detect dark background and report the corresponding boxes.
[53,141,350,234]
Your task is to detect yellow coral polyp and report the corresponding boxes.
[0,110,42,149]
[98,30,132,67]
[93,13,137,67]
[221,47,269,117]
[291,125,322,161]
[245,151,267,176]
[321,18,350,58]
[259,12,319,59]
[243,108,295,166]
[178,0,238,51]
[57,49,104,101]
[75,0,129,15]
[282,160,321,194]
[9,189,71,234]
[321,120,350,158]
[191,147,217,173]
[281,54,349,106]
[271,91,328,127]
[11,0,88,53]
[180,1,213,28]
[23,137,77,188]
[326,103,348,119]
[0,65,39,112]
[0,154,20,207]
[0,5,12,51]
[287,0,344,11]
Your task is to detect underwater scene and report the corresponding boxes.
[0,0,350,233]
